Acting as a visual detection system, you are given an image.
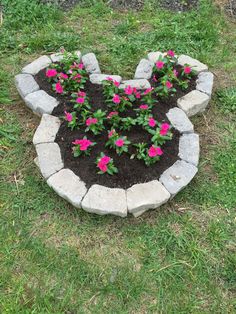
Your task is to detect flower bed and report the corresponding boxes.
[15,50,214,217]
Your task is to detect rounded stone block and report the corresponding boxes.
[22,55,51,75]
[33,114,61,145]
[89,74,122,85]
[47,169,87,208]
[25,90,59,115]
[81,185,127,217]
[177,90,210,117]
[147,51,164,63]
[15,74,40,98]
[127,180,170,215]
[36,143,64,179]
[119,79,151,90]
[178,133,200,166]
[196,72,214,96]
[134,59,153,80]
[159,160,198,197]
[178,55,208,73]
[82,53,101,74]
[166,107,194,134]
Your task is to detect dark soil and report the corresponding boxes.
[34,66,196,189]
[159,0,199,12]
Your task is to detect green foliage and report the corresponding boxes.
[216,87,236,113]
[1,0,61,30]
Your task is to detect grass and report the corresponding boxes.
[1,0,236,312]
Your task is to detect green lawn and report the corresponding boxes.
[0,0,236,312]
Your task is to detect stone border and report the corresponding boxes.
[15,50,214,217]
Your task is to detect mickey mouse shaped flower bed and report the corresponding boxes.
[34,50,197,189]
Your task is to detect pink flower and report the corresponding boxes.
[46,69,57,77]
[161,123,170,130]
[167,50,175,57]
[78,91,86,97]
[173,69,178,77]
[98,162,108,172]
[115,138,124,147]
[108,129,115,138]
[100,156,111,164]
[139,104,148,110]
[78,63,84,69]
[86,118,98,126]
[143,88,153,95]
[98,155,111,172]
[148,117,156,127]
[112,94,121,104]
[148,146,163,157]
[166,81,173,89]
[55,82,64,94]
[76,97,85,104]
[107,111,118,119]
[73,74,81,80]
[106,77,113,81]
[160,123,170,135]
[124,85,133,95]
[153,75,158,82]
[59,72,68,79]
[64,111,73,122]
[184,66,192,74]
[114,80,120,87]
[72,139,92,151]
[156,61,164,69]
[135,92,141,99]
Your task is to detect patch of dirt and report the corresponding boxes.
[159,0,199,12]
[40,0,81,10]
[215,0,236,18]
[108,0,144,10]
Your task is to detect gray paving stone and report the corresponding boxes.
[166,107,194,134]
[82,53,101,74]
[22,55,51,75]
[33,114,61,145]
[127,180,170,215]
[50,53,64,63]
[178,55,208,73]
[89,74,122,84]
[160,160,198,197]
[147,51,164,63]
[47,169,87,208]
[119,79,151,90]
[15,74,40,98]
[50,50,81,63]
[25,90,59,115]
[81,185,127,217]
[177,90,210,117]
[134,59,153,79]
[36,143,64,179]
[196,71,214,96]
[178,133,200,166]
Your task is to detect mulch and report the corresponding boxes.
[34,66,196,189]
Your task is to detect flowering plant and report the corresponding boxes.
[72,137,96,157]
[134,143,163,166]
[106,131,130,155]
[148,123,172,145]
[85,109,106,135]
[96,153,118,175]
[64,111,77,130]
